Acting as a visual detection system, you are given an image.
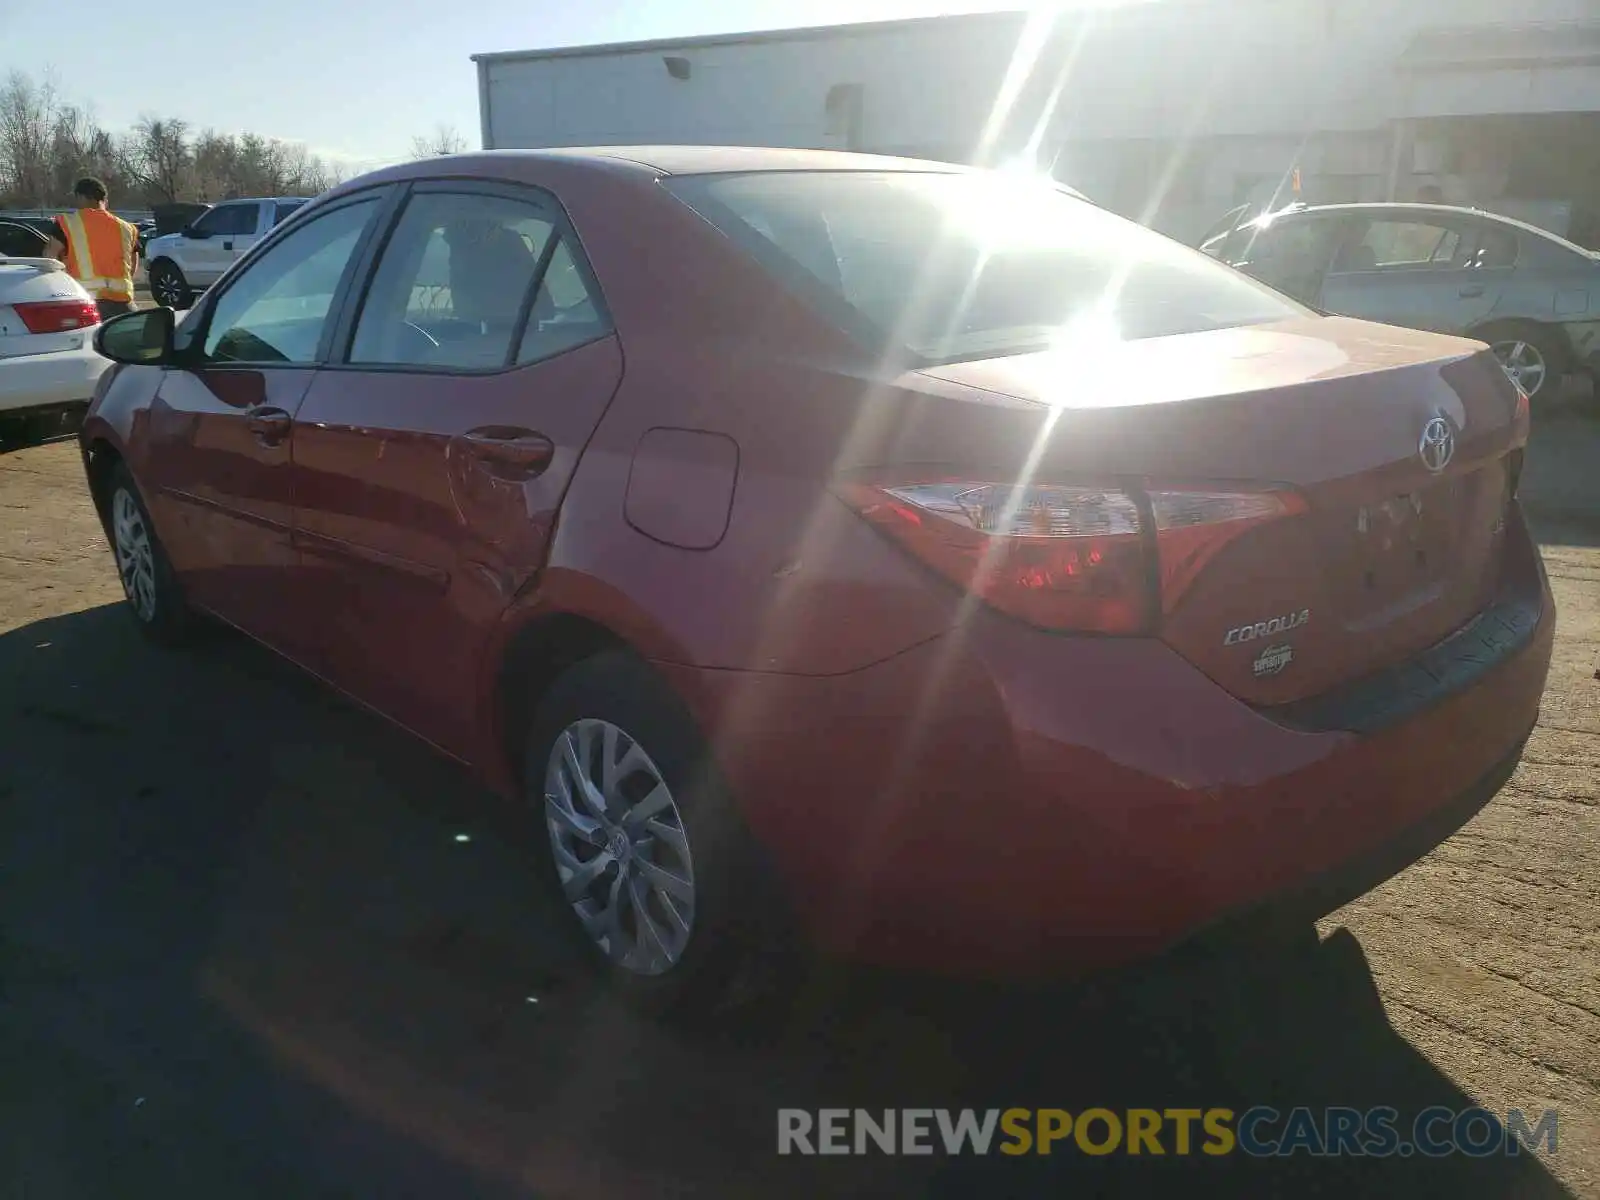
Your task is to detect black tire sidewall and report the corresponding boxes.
[108,464,188,642]
[521,651,754,1016]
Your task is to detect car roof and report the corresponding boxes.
[414,145,981,177]
[1265,201,1597,254]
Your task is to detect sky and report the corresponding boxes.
[0,0,1018,172]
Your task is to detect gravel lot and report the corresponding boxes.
[1,424,1596,1199]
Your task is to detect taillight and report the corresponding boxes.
[13,299,100,333]
[1150,489,1305,614]
[836,477,1303,634]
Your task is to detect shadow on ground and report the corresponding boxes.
[0,408,84,456]
[0,606,1576,1199]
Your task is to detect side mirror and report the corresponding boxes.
[181,224,206,239]
[95,307,175,365]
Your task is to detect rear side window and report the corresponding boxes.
[350,190,608,370]
[273,200,306,227]
[667,170,1305,363]
[1477,226,1519,268]
[1232,217,1344,303]
[515,237,608,365]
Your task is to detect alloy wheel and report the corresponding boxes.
[1491,339,1547,398]
[543,718,696,975]
[112,488,157,622]
[153,270,182,307]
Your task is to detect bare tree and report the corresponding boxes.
[128,115,193,202]
[0,70,60,206]
[0,71,350,208]
[410,125,469,159]
[49,102,128,199]
[189,128,235,201]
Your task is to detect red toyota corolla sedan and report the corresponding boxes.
[80,147,1553,1013]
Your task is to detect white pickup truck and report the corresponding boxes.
[143,196,311,308]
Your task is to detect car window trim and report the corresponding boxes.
[322,177,616,377]
[504,227,566,368]
[179,185,400,371]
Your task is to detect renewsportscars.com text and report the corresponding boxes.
[777,1107,1559,1158]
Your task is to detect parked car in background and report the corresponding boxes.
[0,219,50,259]
[143,196,311,308]
[0,256,107,440]
[2,214,154,261]
[1201,202,1600,404]
[82,149,1549,1017]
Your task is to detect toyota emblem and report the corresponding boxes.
[1418,415,1455,473]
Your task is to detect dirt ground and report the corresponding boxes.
[1,430,1596,1198]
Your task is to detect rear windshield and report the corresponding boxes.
[666,170,1307,364]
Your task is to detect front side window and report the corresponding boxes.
[202,197,377,364]
[350,190,604,370]
[1230,216,1345,303]
[667,171,1307,363]
[194,204,256,238]
[187,206,224,236]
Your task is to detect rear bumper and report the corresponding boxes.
[0,343,108,416]
[660,507,1554,977]
[1179,730,1527,957]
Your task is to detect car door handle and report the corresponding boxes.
[459,426,555,480]
[222,240,233,251]
[1459,285,1485,298]
[247,406,293,446]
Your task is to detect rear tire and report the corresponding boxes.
[521,651,764,1021]
[147,259,192,309]
[107,464,190,644]
[1479,321,1565,404]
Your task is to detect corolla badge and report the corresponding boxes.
[1223,609,1310,647]
[1419,415,1455,474]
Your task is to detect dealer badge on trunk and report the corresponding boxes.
[1252,643,1294,678]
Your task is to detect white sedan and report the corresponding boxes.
[0,257,110,437]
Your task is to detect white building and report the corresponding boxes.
[473,0,1600,242]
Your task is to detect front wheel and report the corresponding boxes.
[147,259,192,309]
[522,652,761,1019]
[107,464,190,643]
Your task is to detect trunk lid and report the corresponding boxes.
[893,315,1528,704]
[0,260,96,360]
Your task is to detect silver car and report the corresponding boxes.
[1201,202,1600,403]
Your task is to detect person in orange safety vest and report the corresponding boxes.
[43,177,141,321]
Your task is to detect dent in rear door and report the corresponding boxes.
[290,184,623,757]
